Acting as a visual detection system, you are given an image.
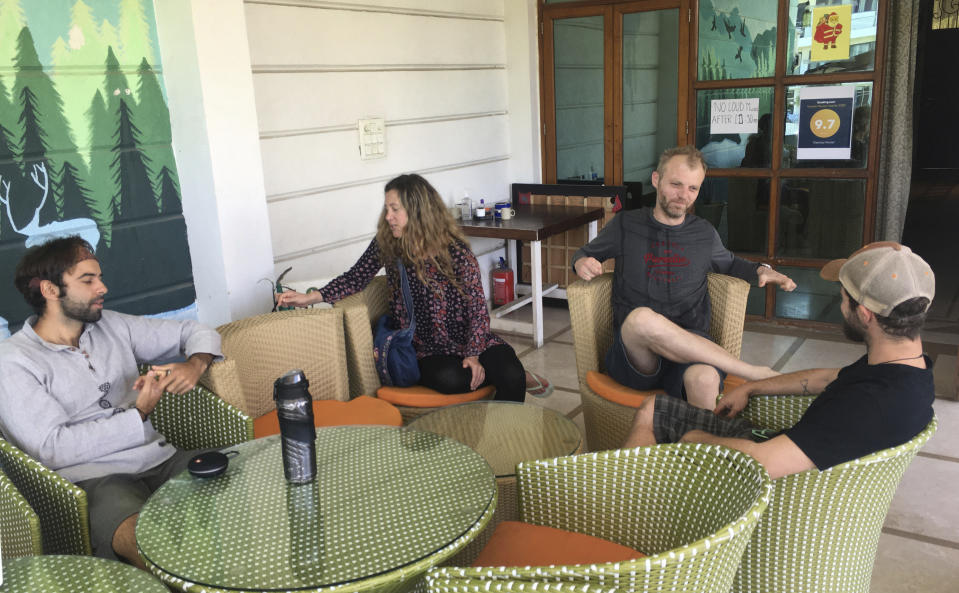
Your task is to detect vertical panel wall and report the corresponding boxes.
[244,0,520,287]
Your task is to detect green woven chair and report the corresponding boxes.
[0,466,42,557]
[731,394,938,593]
[428,578,618,593]
[428,443,772,593]
[0,383,250,555]
[567,272,749,451]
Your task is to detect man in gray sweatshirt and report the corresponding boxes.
[572,146,797,408]
[0,236,222,567]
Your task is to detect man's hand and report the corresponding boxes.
[275,289,323,309]
[714,383,751,418]
[574,257,603,282]
[757,265,797,292]
[462,356,486,391]
[150,354,212,395]
[133,370,166,419]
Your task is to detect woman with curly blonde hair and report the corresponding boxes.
[276,173,532,400]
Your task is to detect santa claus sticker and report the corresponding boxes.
[810,5,852,62]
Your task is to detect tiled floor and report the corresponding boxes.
[498,302,959,592]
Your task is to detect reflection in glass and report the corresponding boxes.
[695,87,774,169]
[554,16,604,182]
[774,265,844,323]
[697,0,778,81]
[746,284,766,316]
[783,82,872,168]
[622,9,679,204]
[776,178,864,259]
[786,0,878,76]
[697,176,768,254]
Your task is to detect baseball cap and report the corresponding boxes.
[820,241,935,316]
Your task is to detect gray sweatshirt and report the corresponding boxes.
[572,208,758,336]
[0,310,222,482]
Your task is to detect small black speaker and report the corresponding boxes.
[188,451,229,478]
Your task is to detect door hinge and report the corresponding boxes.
[688,8,692,23]
[543,123,547,135]
[685,120,689,136]
[540,20,544,35]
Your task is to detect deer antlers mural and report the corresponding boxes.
[0,162,100,251]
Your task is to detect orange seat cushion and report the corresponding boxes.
[253,395,402,438]
[472,521,645,567]
[376,384,494,408]
[587,370,746,408]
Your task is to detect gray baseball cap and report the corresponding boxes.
[820,241,935,316]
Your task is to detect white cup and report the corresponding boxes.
[500,208,516,221]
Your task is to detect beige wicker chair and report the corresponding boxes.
[202,308,351,419]
[0,466,42,558]
[731,395,938,593]
[428,443,772,593]
[567,272,749,451]
[334,276,494,422]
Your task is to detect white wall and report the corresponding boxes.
[245,0,540,294]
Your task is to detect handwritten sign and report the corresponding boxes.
[709,98,760,135]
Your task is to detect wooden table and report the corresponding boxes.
[407,401,583,565]
[135,426,496,593]
[459,204,604,347]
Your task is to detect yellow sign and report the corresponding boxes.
[810,5,852,62]
[809,108,841,138]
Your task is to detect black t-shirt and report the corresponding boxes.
[785,354,935,470]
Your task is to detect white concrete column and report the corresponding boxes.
[505,0,542,184]
[154,0,274,326]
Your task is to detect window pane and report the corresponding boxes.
[695,87,774,169]
[622,9,680,199]
[746,284,766,316]
[787,0,878,76]
[783,82,872,168]
[554,16,605,182]
[776,178,864,259]
[698,176,769,255]
[697,1,778,80]
[774,265,843,322]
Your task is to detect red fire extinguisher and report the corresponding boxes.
[492,257,515,306]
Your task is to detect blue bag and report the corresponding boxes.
[373,260,420,387]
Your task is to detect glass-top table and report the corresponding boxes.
[406,401,583,564]
[135,426,496,593]
[0,555,168,593]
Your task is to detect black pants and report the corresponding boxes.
[418,343,525,401]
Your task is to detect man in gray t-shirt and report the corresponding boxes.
[0,236,222,567]
[572,146,797,408]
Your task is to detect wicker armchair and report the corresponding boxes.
[567,272,749,451]
[428,443,772,593]
[202,308,351,419]
[731,395,938,593]
[334,277,494,422]
[0,384,250,555]
[0,467,42,558]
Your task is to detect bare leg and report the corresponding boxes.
[683,364,722,409]
[112,513,147,570]
[620,307,778,381]
[623,395,658,448]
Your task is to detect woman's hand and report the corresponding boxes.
[274,289,323,309]
[462,356,486,391]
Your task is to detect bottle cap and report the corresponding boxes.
[277,369,306,385]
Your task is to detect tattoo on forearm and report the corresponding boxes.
[800,379,810,396]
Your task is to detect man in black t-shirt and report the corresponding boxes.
[623,241,936,479]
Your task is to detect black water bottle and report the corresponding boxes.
[273,369,317,484]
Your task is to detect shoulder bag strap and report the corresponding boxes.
[396,258,415,332]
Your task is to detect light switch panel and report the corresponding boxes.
[358,118,386,160]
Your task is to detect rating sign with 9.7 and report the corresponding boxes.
[809,108,840,138]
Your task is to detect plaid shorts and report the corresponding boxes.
[652,394,779,443]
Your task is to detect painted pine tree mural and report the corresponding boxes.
[0,0,195,337]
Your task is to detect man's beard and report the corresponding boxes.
[61,294,102,323]
[841,315,866,343]
[657,193,686,219]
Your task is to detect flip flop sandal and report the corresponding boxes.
[525,372,554,398]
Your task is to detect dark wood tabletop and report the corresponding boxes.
[457,204,605,241]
